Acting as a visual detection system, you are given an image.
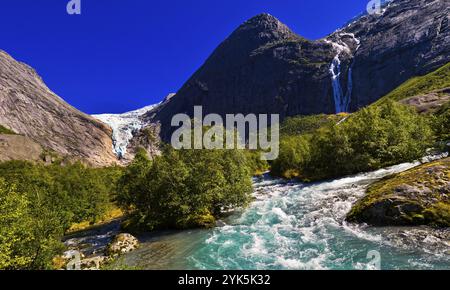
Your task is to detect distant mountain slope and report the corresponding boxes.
[379,62,450,102]
[0,50,117,166]
[370,62,450,114]
[150,0,449,140]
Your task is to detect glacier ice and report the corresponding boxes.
[93,103,159,158]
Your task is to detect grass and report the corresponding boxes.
[376,62,450,103]
[0,125,15,135]
[67,207,124,234]
[280,113,347,137]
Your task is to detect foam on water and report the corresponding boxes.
[116,155,449,270]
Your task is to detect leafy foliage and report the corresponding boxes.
[272,101,433,181]
[117,146,253,231]
[0,161,122,269]
[243,150,270,176]
[432,103,450,144]
[0,179,34,269]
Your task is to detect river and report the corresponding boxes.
[109,160,449,270]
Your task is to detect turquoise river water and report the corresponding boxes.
[113,160,449,270]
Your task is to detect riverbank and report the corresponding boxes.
[66,156,449,270]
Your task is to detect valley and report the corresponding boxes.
[0,0,449,271]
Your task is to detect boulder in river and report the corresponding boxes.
[347,158,450,227]
[107,233,139,257]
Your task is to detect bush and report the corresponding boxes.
[243,150,270,176]
[117,146,253,231]
[272,101,433,181]
[0,177,64,269]
[433,103,450,143]
[0,179,34,269]
[0,161,122,269]
[271,135,311,179]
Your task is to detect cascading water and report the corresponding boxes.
[330,55,345,113]
[111,156,449,270]
[326,34,360,113]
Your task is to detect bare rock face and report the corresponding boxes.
[0,134,43,162]
[0,50,117,167]
[150,0,450,140]
[400,87,450,114]
[346,0,450,109]
[124,123,161,162]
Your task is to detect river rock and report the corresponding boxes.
[216,220,227,227]
[107,233,139,257]
[347,158,450,227]
[80,256,108,270]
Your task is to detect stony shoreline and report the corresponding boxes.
[60,219,139,270]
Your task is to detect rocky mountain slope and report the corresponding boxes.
[0,134,43,163]
[149,0,449,140]
[0,50,117,166]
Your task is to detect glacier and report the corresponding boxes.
[93,103,160,158]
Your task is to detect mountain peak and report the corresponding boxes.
[227,13,297,47]
[246,13,278,23]
[240,13,292,33]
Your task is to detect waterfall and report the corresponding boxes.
[329,55,345,113]
[344,66,354,112]
[326,34,360,113]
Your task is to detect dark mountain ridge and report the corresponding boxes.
[148,0,449,140]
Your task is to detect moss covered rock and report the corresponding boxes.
[347,158,450,227]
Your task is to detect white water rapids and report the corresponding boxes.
[109,154,449,270]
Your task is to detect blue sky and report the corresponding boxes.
[1,0,369,114]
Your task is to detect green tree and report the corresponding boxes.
[0,179,33,269]
[272,101,433,181]
[117,146,253,231]
[0,178,63,270]
[433,104,450,143]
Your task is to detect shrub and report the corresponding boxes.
[0,161,122,269]
[117,146,253,231]
[0,178,64,269]
[272,101,433,181]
